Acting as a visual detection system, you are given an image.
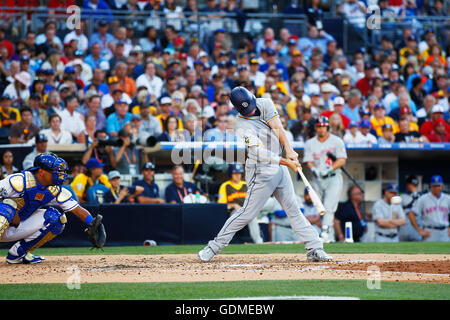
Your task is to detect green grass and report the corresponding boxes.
[0,280,448,300]
[0,242,448,257]
[0,243,447,300]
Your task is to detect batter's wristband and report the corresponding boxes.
[84,215,94,226]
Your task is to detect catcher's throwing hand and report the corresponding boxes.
[85,214,106,249]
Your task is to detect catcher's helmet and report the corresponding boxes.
[230,86,257,116]
[316,116,329,128]
[31,153,69,186]
[228,163,244,176]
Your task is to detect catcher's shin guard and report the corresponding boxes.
[8,207,66,257]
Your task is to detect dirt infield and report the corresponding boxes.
[1,253,449,284]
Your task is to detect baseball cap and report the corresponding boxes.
[86,158,105,169]
[431,104,444,113]
[374,103,385,110]
[308,84,321,96]
[58,83,70,92]
[108,170,121,180]
[179,52,188,60]
[35,133,48,143]
[197,51,208,59]
[382,123,393,130]
[400,106,411,115]
[333,68,344,76]
[131,114,141,121]
[98,19,108,26]
[364,62,374,70]
[288,38,298,46]
[230,163,243,174]
[266,48,276,56]
[349,121,358,128]
[218,61,228,68]
[64,66,75,73]
[118,98,128,105]
[292,49,302,56]
[107,76,119,84]
[341,78,350,86]
[407,35,416,42]
[359,119,371,128]
[406,175,419,186]
[321,83,334,93]
[237,65,249,72]
[430,175,443,186]
[386,183,399,193]
[142,162,155,171]
[333,96,345,105]
[160,96,172,105]
[250,58,259,65]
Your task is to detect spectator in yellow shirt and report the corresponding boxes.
[370,103,398,136]
[70,158,111,203]
[217,163,263,244]
[0,94,20,130]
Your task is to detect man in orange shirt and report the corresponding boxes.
[115,62,136,98]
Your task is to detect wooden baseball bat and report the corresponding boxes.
[297,168,326,216]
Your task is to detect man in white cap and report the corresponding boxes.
[419,104,450,138]
[320,96,351,129]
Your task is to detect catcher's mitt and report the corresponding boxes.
[86,214,106,249]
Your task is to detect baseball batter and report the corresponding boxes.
[0,153,103,263]
[411,175,449,242]
[303,116,347,242]
[198,87,331,262]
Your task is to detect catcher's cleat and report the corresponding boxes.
[6,252,45,264]
[306,248,333,262]
[198,246,215,262]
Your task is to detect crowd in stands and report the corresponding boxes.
[0,1,448,242]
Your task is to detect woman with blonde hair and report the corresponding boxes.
[329,112,345,138]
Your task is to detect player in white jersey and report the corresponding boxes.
[198,87,331,262]
[372,184,406,242]
[303,116,347,242]
[411,175,449,242]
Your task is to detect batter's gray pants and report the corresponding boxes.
[207,164,323,254]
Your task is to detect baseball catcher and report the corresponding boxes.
[0,153,106,264]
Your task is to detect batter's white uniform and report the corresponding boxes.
[206,98,323,254]
[303,133,347,241]
[412,192,450,242]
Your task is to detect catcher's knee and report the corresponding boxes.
[43,207,67,235]
[0,200,18,238]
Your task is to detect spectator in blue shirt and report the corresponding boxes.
[133,162,165,203]
[84,42,109,70]
[82,0,114,22]
[89,20,116,60]
[343,89,362,123]
[103,170,144,204]
[165,165,202,204]
[298,25,335,61]
[106,99,133,137]
[259,48,289,81]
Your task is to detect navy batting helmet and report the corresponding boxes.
[228,163,244,176]
[316,116,329,128]
[31,153,69,186]
[230,86,257,116]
